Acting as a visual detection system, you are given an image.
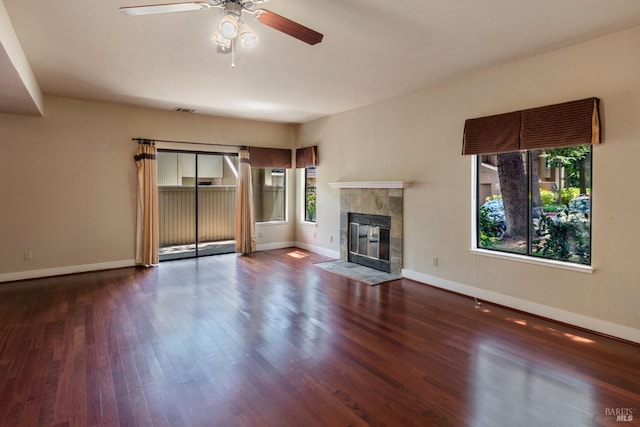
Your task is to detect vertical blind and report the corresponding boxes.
[462,97,601,155]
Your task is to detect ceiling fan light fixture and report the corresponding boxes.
[239,23,257,47]
[219,15,239,38]
[211,30,231,48]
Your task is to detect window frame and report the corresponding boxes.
[252,167,289,224]
[470,154,593,274]
[303,166,317,223]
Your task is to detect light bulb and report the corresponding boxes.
[239,24,257,47]
[219,15,239,39]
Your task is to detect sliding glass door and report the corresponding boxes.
[157,150,238,261]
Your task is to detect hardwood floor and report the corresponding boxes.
[0,248,638,426]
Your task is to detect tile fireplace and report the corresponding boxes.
[331,182,405,276]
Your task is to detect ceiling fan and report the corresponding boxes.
[120,0,323,55]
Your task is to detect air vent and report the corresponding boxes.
[173,107,196,113]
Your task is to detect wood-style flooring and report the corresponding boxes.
[0,248,638,426]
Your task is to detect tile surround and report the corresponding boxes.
[339,187,403,276]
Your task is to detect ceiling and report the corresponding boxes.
[3,0,640,123]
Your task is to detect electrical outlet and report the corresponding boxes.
[432,257,438,267]
[24,251,32,261]
[329,235,334,243]
[258,231,263,238]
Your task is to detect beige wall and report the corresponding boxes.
[0,96,296,279]
[297,26,640,341]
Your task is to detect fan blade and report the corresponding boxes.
[120,2,211,16]
[254,9,323,45]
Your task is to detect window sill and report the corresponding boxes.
[301,221,317,227]
[256,220,288,226]
[470,248,594,274]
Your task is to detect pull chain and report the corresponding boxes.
[231,38,236,68]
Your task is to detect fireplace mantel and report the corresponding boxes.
[329,181,408,189]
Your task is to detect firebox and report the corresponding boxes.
[348,213,392,273]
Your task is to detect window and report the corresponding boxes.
[476,145,592,265]
[304,166,316,222]
[252,168,286,222]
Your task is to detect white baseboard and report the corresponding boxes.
[0,259,136,283]
[402,268,640,345]
[256,241,296,252]
[295,241,340,260]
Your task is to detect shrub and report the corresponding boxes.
[478,206,503,247]
[561,187,580,205]
[540,187,582,206]
[534,216,590,264]
[540,189,556,205]
[543,204,565,213]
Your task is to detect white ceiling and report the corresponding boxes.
[3,0,640,123]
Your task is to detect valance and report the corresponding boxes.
[520,98,600,150]
[462,111,521,155]
[249,147,292,168]
[462,97,601,155]
[295,145,318,168]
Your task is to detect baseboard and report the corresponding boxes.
[295,241,340,260]
[0,259,136,283]
[402,268,640,345]
[256,241,296,252]
[1,243,306,282]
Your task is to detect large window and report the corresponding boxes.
[476,145,592,265]
[252,168,286,222]
[304,166,316,222]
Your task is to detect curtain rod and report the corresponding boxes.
[132,137,247,150]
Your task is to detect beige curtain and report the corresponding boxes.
[134,142,159,266]
[235,148,256,254]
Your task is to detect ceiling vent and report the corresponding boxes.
[173,107,196,113]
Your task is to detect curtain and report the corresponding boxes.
[134,142,159,266]
[235,148,256,255]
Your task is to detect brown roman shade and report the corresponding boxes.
[295,145,318,168]
[520,98,601,149]
[249,147,292,168]
[462,97,601,155]
[462,111,521,155]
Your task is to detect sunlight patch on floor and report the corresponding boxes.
[287,250,309,259]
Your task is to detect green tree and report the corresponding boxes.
[541,146,591,193]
